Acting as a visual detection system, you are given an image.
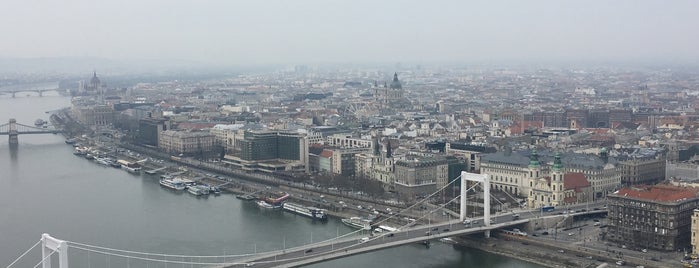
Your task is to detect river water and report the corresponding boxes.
[0,95,542,268]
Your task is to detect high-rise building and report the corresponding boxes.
[138,117,168,146]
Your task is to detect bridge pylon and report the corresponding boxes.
[8,118,18,145]
[460,171,491,238]
[41,233,69,268]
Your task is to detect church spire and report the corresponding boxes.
[552,152,563,171]
[528,149,540,168]
[385,140,392,158]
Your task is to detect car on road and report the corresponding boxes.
[568,233,574,236]
[432,227,439,231]
[305,249,313,253]
[387,233,394,237]
[463,219,471,225]
[442,228,450,232]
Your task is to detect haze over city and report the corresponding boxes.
[1,0,698,67]
[4,1,699,268]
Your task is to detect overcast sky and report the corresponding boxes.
[1,0,697,65]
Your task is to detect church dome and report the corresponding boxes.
[389,73,402,89]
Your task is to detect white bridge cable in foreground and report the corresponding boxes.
[32,248,57,268]
[67,240,261,259]
[6,239,42,268]
[69,245,246,266]
[64,175,477,265]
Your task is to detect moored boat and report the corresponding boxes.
[187,185,210,196]
[117,159,142,173]
[159,178,186,191]
[341,217,372,230]
[256,200,282,209]
[282,202,328,221]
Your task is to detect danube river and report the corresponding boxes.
[0,94,542,268]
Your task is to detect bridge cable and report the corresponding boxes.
[253,183,479,265]
[67,241,261,259]
[63,176,469,264]
[32,248,57,268]
[5,239,41,268]
[69,245,245,266]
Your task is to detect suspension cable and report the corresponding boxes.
[63,175,472,264]
[70,245,243,266]
[6,239,42,268]
[67,241,261,259]
[32,248,57,268]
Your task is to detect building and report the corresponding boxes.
[209,124,244,153]
[72,104,115,127]
[138,117,168,146]
[223,130,307,173]
[330,147,369,177]
[445,141,495,172]
[617,149,666,185]
[528,153,593,208]
[374,73,403,106]
[607,185,699,251]
[394,154,448,200]
[619,158,666,185]
[238,130,304,161]
[480,149,619,200]
[158,130,216,156]
[325,134,372,149]
[692,209,699,254]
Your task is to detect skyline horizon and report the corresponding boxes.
[2,1,698,68]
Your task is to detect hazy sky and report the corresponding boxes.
[1,0,697,65]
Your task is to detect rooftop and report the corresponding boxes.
[612,184,698,203]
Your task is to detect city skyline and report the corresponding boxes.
[1,0,698,67]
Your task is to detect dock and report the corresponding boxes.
[144,166,167,175]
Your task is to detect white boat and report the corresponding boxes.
[341,217,372,230]
[187,185,210,196]
[282,202,328,221]
[256,200,282,209]
[159,178,186,191]
[117,159,142,173]
[95,157,112,166]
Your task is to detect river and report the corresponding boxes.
[0,95,542,268]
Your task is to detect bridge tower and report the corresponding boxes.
[41,233,69,268]
[460,171,491,238]
[8,118,18,145]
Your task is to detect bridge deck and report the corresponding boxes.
[224,209,607,268]
[226,218,528,268]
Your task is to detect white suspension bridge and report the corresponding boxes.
[7,171,606,268]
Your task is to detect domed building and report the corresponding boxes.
[89,71,101,90]
[373,72,409,114]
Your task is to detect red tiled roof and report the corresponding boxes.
[564,172,590,192]
[613,185,698,202]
